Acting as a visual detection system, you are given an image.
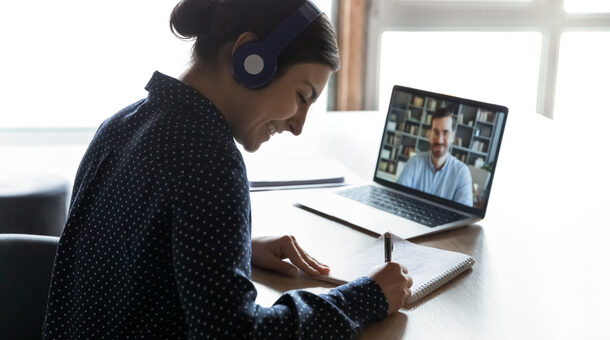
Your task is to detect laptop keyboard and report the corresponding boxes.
[337,185,468,228]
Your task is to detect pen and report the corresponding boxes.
[384,232,393,262]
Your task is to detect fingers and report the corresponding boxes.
[290,236,330,274]
[406,275,413,288]
[281,235,326,276]
[395,263,413,289]
[267,259,299,277]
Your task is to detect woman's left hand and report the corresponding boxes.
[251,235,330,277]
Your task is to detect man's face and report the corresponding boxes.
[428,116,455,158]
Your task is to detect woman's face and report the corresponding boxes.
[232,63,333,152]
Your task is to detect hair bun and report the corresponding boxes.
[170,0,221,39]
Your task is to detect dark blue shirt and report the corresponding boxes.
[43,72,388,339]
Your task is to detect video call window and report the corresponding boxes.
[376,91,505,210]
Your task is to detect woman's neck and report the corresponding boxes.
[179,58,244,129]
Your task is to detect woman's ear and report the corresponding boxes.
[232,32,259,55]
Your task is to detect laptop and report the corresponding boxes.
[298,85,508,239]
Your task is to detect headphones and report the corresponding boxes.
[232,1,322,89]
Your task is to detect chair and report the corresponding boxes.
[0,173,69,236]
[0,234,59,340]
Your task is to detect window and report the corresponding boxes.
[564,0,610,13]
[366,0,610,118]
[554,32,610,124]
[0,0,334,129]
[379,31,542,114]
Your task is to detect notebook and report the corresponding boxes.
[315,233,475,305]
[247,158,347,191]
[298,86,508,239]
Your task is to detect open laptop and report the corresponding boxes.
[298,85,508,239]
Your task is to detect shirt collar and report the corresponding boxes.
[144,71,233,141]
[426,151,454,173]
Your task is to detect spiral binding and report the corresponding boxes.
[410,257,475,302]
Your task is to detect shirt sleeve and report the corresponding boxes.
[453,163,473,207]
[170,150,388,339]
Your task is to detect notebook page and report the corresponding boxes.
[318,234,474,304]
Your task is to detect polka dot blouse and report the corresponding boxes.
[43,72,388,339]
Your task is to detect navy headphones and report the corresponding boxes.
[232,1,322,89]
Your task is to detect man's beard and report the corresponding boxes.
[431,144,447,158]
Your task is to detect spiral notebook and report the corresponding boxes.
[315,233,475,305]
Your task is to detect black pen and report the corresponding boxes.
[384,232,393,262]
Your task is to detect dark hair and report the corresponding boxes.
[431,107,456,131]
[170,0,340,75]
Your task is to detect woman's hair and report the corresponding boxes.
[170,0,340,74]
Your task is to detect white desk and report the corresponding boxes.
[246,110,610,340]
[2,110,608,339]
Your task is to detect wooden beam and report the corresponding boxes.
[336,0,366,111]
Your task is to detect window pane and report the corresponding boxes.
[378,32,542,114]
[0,0,333,128]
[564,0,610,13]
[554,32,610,124]
[0,0,192,128]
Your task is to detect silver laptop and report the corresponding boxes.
[298,86,508,239]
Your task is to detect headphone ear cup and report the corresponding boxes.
[232,40,278,89]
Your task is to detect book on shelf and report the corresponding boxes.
[390,145,403,160]
[475,125,492,138]
[412,96,424,107]
[401,146,416,158]
[420,128,429,138]
[386,133,397,145]
[398,121,406,132]
[472,141,488,153]
[379,160,388,172]
[477,110,495,123]
[457,113,464,124]
[314,233,475,306]
[427,98,437,111]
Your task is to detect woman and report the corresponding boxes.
[43,0,412,338]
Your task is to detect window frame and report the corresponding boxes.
[364,0,610,118]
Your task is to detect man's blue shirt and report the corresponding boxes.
[397,151,473,207]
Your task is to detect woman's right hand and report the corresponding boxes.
[368,262,413,315]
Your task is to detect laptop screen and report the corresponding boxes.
[374,86,508,215]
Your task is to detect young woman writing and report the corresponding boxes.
[43,1,412,338]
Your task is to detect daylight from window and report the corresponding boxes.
[378,31,542,115]
[554,32,610,125]
[564,0,610,13]
[0,0,332,129]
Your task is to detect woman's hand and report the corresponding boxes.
[251,235,330,277]
[368,262,413,315]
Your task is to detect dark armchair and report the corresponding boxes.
[0,234,59,340]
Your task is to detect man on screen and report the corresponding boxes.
[397,108,473,207]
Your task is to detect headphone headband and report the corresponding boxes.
[264,1,322,53]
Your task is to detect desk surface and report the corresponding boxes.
[245,111,610,340]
